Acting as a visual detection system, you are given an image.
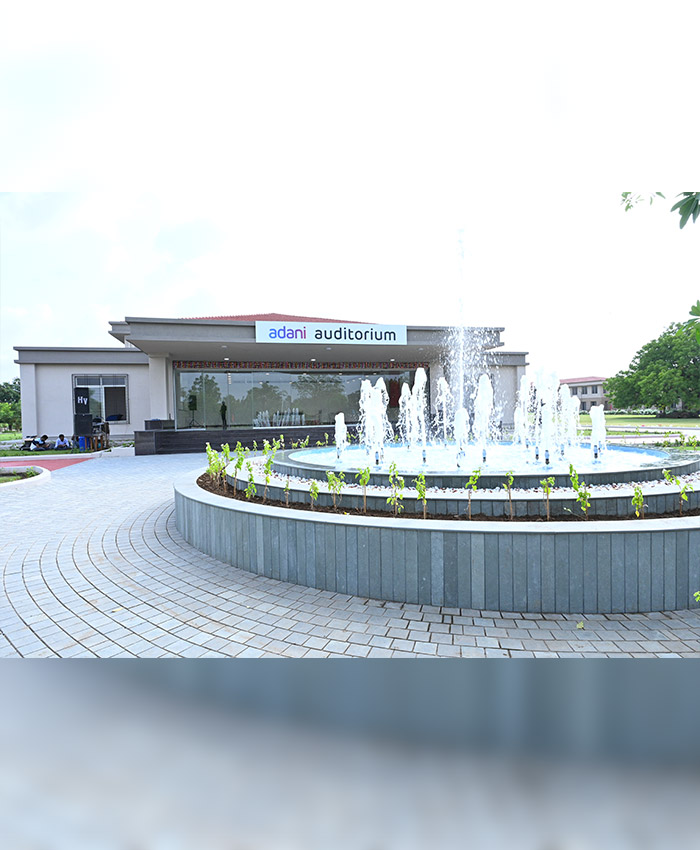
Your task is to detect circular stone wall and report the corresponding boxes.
[175,473,700,614]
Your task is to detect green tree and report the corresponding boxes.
[0,378,20,404]
[0,378,21,430]
[621,193,700,343]
[604,323,700,412]
[621,192,700,229]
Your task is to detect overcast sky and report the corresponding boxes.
[1,1,699,383]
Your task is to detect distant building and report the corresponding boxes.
[559,377,610,412]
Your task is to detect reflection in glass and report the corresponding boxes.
[174,369,418,429]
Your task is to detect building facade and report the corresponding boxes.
[15,313,528,450]
[559,376,610,412]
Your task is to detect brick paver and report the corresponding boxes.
[2,453,700,657]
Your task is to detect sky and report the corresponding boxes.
[1,1,699,383]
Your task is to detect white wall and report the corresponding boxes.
[27,362,150,438]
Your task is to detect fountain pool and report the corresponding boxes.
[177,325,700,615]
[287,442,671,478]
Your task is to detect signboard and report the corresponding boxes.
[255,321,407,346]
[73,387,91,414]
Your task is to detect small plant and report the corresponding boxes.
[576,621,585,630]
[632,485,646,519]
[325,470,346,509]
[220,443,232,491]
[205,442,227,489]
[253,440,258,452]
[465,468,481,520]
[300,436,310,449]
[244,461,257,500]
[324,432,329,446]
[663,468,694,516]
[569,464,591,519]
[309,479,320,510]
[284,476,291,507]
[232,441,246,493]
[502,470,514,520]
[355,466,371,514]
[386,461,405,516]
[540,476,555,521]
[262,442,277,502]
[414,472,428,519]
[291,440,299,449]
[278,434,285,449]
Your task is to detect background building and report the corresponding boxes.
[559,377,610,412]
[15,313,528,453]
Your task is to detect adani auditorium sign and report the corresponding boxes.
[255,321,407,346]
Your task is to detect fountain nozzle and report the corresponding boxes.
[535,446,539,462]
[482,449,487,464]
[375,450,380,466]
[422,449,427,465]
[545,449,550,466]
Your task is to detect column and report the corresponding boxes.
[148,356,170,421]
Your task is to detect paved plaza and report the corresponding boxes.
[2,454,700,657]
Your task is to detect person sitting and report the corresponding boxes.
[31,435,52,451]
[54,434,71,450]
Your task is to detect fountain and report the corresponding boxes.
[285,363,671,483]
[177,267,700,614]
[178,325,700,615]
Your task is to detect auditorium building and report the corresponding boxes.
[14,313,528,454]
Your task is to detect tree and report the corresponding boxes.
[621,192,700,229]
[604,323,700,413]
[0,378,21,431]
[0,378,20,404]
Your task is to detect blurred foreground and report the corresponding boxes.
[2,661,699,849]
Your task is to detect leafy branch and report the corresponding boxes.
[502,470,514,520]
[414,472,428,520]
[355,467,371,514]
[465,468,481,520]
[540,476,555,521]
[663,468,694,516]
[569,464,591,519]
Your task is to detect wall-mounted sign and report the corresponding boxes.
[73,387,91,413]
[255,321,407,345]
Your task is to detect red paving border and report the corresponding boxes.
[0,457,90,471]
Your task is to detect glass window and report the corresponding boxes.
[591,385,599,394]
[174,368,418,429]
[73,375,129,422]
[581,386,588,394]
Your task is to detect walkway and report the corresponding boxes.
[2,454,700,657]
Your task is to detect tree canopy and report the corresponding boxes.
[604,323,700,413]
[0,378,21,430]
[621,192,700,228]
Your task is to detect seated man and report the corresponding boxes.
[54,434,72,450]
[31,434,52,451]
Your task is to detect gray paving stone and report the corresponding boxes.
[3,452,700,659]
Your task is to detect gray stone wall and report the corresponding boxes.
[175,475,700,614]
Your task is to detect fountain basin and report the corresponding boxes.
[175,471,700,614]
[273,446,700,489]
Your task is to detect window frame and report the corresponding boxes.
[72,374,130,423]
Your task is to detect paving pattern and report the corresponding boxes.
[2,453,700,657]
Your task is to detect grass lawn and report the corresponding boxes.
[0,473,23,483]
[579,414,700,429]
[0,448,95,458]
[0,431,22,442]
